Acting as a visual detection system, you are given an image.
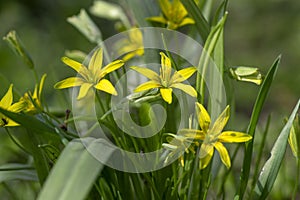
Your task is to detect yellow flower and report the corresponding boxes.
[187,103,252,169]
[0,85,25,127]
[54,48,124,100]
[116,28,144,61]
[147,0,195,29]
[19,74,46,114]
[131,52,197,104]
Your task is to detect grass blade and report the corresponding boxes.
[254,99,300,199]
[237,56,281,199]
[0,163,37,182]
[37,138,115,200]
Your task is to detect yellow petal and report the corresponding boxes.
[54,77,85,89]
[214,142,231,169]
[134,81,161,92]
[159,0,171,18]
[173,0,188,17]
[171,67,196,83]
[196,102,211,133]
[160,88,173,104]
[61,57,83,73]
[0,84,13,109]
[77,83,93,100]
[5,119,19,127]
[100,60,124,78]
[160,52,172,82]
[9,101,26,113]
[199,144,214,169]
[199,143,214,158]
[94,79,117,95]
[160,52,171,68]
[210,105,230,137]
[147,16,167,24]
[239,77,262,85]
[218,131,252,143]
[171,83,197,97]
[88,48,103,74]
[178,129,205,140]
[131,66,160,81]
[179,17,195,27]
[38,74,47,100]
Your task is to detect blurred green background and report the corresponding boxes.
[0,0,299,198]
[0,0,298,114]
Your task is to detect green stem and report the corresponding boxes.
[292,158,300,200]
[5,128,30,154]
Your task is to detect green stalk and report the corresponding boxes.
[292,158,300,200]
[5,128,30,154]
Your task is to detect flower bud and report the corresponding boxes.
[3,30,34,69]
[229,66,263,85]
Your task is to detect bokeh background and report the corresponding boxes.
[0,0,299,198]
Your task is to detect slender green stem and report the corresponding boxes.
[161,33,178,70]
[5,128,30,154]
[292,158,300,200]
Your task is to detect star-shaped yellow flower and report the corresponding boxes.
[19,74,46,114]
[0,85,25,127]
[131,52,197,104]
[117,28,144,61]
[147,0,195,29]
[54,48,124,100]
[192,103,252,169]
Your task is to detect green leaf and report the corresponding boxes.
[180,0,210,42]
[0,163,38,182]
[211,0,228,26]
[253,99,300,199]
[0,107,54,134]
[237,56,281,199]
[37,138,115,200]
[3,30,34,69]
[0,107,59,184]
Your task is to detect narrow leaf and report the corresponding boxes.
[0,163,38,182]
[0,107,55,134]
[37,138,115,200]
[237,56,281,199]
[254,99,300,199]
[0,107,58,184]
